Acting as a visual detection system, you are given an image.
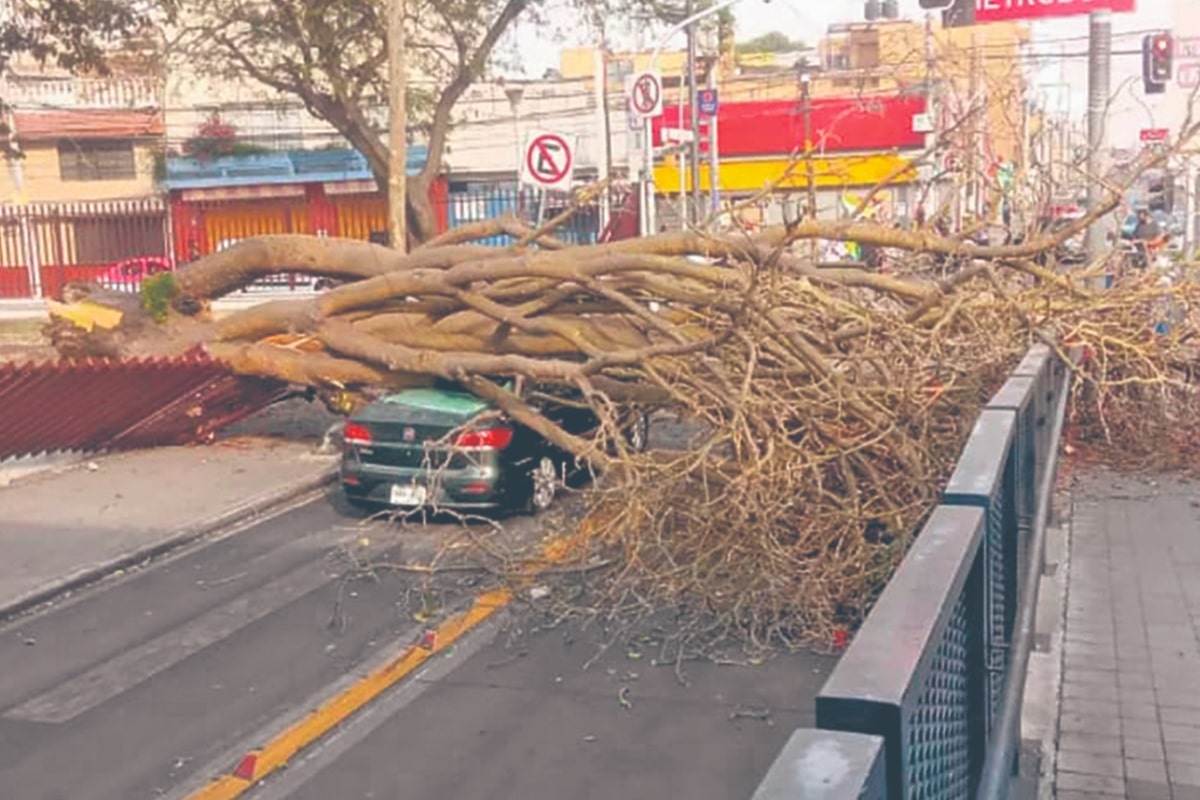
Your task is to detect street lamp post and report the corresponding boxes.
[505,84,525,189]
[801,71,817,262]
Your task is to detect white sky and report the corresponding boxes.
[508,0,1189,147]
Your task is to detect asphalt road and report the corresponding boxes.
[0,493,505,800]
[0,447,835,800]
[243,615,836,800]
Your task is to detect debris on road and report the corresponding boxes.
[729,706,773,724]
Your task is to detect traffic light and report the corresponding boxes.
[1143,32,1173,95]
[940,0,974,28]
[1147,176,1175,213]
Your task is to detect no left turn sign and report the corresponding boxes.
[628,71,663,119]
[520,131,575,191]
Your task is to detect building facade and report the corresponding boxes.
[1,74,164,204]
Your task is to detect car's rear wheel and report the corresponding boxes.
[524,455,558,514]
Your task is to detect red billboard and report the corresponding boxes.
[975,0,1135,23]
[652,95,927,157]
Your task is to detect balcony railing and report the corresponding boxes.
[3,75,163,110]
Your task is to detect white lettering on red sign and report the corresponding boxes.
[975,0,1135,21]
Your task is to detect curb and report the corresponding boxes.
[0,463,339,622]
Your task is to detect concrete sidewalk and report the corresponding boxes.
[1055,472,1200,800]
[0,290,320,322]
[0,438,337,618]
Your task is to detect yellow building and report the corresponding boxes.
[0,76,163,204]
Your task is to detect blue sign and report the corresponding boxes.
[697,89,719,117]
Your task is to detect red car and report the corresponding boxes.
[98,257,173,291]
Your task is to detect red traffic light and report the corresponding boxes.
[1153,34,1171,53]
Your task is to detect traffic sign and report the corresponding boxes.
[1140,128,1170,143]
[520,131,575,191]
[974,0,1135,24]
[628,71,663,119]
[697,89,719,117]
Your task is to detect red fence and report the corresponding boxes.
[0,350,289,461]
[0,179,454,299]
[0,199,169,299]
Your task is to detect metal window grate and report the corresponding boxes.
[985,480,1010,728]
[58,139,137,182]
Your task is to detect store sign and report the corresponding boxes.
[974,0,1135,24]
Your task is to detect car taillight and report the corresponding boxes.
[343,422,372,446]
[454,426,513,449]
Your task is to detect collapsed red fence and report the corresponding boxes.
[0,350,289,461]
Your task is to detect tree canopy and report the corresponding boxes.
[0,0,170,76]
[737,30,805,54]
[173,0,539,242]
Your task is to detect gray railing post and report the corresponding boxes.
[941,409,1019,739]
[751,730,888,800]
[816,506,987,799]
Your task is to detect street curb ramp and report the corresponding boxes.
[0,464,338,621]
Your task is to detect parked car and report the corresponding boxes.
[97,256,173,291]
[340,379,649,514]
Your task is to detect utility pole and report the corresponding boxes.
[600,45,615,223]
[965,29,982,224]
[1084,10,1112,264]
[801,71,817,262]
[387,0,407,250]
[593,44,612,230]
[685,0,702,225]
[922,11,935,217]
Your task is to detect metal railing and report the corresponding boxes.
[3,75,163,109]
[752,343,1072,799]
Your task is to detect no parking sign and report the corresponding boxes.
[520,131,575,192]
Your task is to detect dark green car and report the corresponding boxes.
[340,379,648,514]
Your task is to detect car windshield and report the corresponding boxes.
[430,376,515,394]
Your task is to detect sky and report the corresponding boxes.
[508,0,1189,148]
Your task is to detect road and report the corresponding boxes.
[0,493,507,800]
[243,619,834,800]
[0,487,834,800]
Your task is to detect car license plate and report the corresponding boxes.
[389,484,427,506]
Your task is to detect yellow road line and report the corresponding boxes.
[186,504,616,800]
[188,588,511,800]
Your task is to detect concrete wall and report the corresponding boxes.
[444,79,637,178]
[0,142,160,204]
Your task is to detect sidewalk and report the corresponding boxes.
[0,289,320,322]
[1056,471,1200,800]
[0,438,337,617]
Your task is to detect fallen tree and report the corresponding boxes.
[42,176,1200,654]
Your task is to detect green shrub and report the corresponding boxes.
[141,273,179,323]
